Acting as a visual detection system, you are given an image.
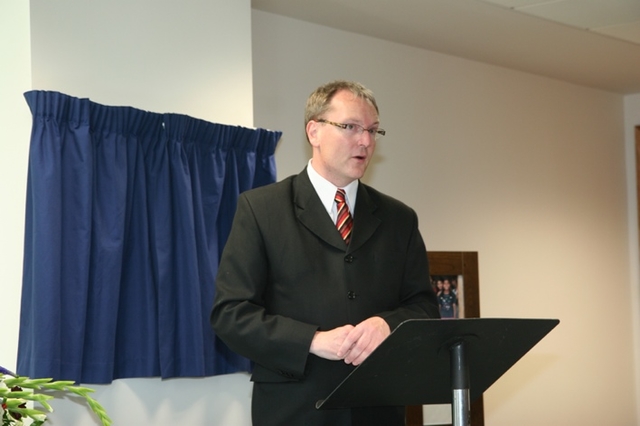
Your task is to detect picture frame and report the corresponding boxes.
[405,251,484,426]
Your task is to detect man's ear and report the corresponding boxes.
[306,120,319,147]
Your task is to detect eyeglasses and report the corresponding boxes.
[316,119,386,140]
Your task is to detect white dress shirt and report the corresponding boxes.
[306,159,358,224]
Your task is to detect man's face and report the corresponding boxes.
[306,90,379,188]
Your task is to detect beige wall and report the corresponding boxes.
[624,93,640,424]
[252,10,636,426]
[2,1,638,425]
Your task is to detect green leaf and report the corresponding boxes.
[3,398,28,408]
[11,406,48,417]
[5,390,31,398]
[2,377,26,387]
[1,375,112,426]
[25,378,53,384]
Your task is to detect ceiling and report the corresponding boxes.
[251,0,640,95]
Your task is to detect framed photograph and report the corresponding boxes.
[405,251,484,426]
[432,275,463,319]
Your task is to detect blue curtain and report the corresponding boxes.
[16,90,281,384]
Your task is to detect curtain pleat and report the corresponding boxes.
[17,91,281,383]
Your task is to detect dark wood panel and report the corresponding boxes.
[405,251,484,426]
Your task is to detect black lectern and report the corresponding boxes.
[316,318,559,426]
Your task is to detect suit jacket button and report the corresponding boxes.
[347,291,357,300]
[344,255,354,263]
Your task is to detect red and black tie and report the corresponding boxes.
[335,189,353,245]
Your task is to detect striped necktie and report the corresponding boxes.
[335,189,353,245]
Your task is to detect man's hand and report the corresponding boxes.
[309,317,390,366]
[309,324,355,361]
[338,316,390,365]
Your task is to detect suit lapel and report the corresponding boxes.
[293,169,346,250]
[293,169,382,252]
[349,184,381,252]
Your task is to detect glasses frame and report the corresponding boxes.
[316,119,386,140]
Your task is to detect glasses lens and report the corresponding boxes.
[343,123,361,136]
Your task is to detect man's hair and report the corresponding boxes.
[304,80,379,125]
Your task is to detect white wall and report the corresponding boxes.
[0,0,31,375]
[8,1,255,425]
[4,2,639,425]
[30,0,254,127]
[252,10,637,426]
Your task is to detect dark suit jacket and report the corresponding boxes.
[211,168,439,426]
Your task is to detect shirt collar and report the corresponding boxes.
[306,159,358,216]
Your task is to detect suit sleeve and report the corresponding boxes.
[210,193,317,380]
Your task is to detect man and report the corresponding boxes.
[211,80,439,425]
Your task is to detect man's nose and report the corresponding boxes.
[358,130,375,146]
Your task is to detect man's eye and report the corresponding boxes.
[344,124,356,131]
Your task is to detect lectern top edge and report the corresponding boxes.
[317,317,559,410]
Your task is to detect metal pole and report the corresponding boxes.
[450,341,470,426]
